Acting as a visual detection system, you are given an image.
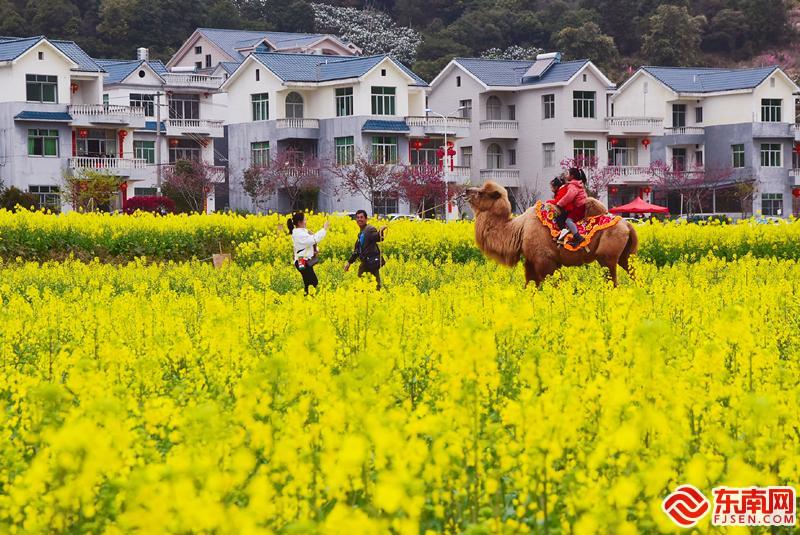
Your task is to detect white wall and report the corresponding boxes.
[224,60,284,124]
[0,41,75,103]
[171,34,229,69]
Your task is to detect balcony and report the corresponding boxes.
[166,118,224,138]
[69,157,148,176]
[162,73,225,90]
[68,104,146,129]
[479,120,518,139]
[793,124,800,141]
[276,118,320,140]
[405,116,471,137]
[602,166,651,182]
[444,166,472,183]
[664,126,705,135]
[663,126,705,146]
[792,168,800,185]
[479,168,519,186]
[606,117,663,135]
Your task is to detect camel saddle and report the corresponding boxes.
[535,201,622,252]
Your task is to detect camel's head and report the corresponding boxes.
[465,181,512,217]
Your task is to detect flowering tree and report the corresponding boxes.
[163,160,222,213]
[241,164,275,211]
[508,183,542,212]
[393,164,448,217]
[480,45,542,60]
[312,3,421,64]
[62,168,122,212]
[647,160,735,215]
[254,149,325,211]
[328,151,398,215]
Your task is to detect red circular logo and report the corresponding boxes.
[662,485,710,528]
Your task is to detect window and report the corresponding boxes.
[459,99,472,119]
[372,136,398,164]
[169,93,200,120]
[26,74,57,103]
[195,46,202,54]
[336,87,353,117]
[760,143,782,167]
[487,143,503,169]
[695,150,704,167]
[543,143,555,168]
[134,187,157,196]
[28,185,60,211]
[608,138,637,167]
[456,75,461,87]
[543,94,555,119]
[255,69,260,82]
[410,138,438,165]
[380,69,387,77]
[335,136,355,165]
[169,139,202,163]
[195,62,202,70]
[76,129,117,157]
[138,70,145,78]
[507,105,516,121]
[38,52,44,60]
[761,99,782,122]
[27,129,59,157]
[672,104,686,127]
[762,193,783,216]
[695,107,703,124]
[373,192,399,216]
[508,149,516,166]
[130,93,155,117]
[285,92,304,119]
[205,54,211,68]
[134,140,155,164]
[672,148,687,171]
[486,96,501,120]
[461,146,472,167]
[103,94,109,108]
[573,91,595,118]
[371,87,396,115]
[251,141,270,166]
[582,74,588,82]
[732,144,745,168]
[252,93,269,121]
[573,140,597,163]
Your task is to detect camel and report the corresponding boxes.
[465,181,638,287]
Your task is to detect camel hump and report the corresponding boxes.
[584,197,608,217]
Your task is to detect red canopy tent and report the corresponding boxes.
[610,197,670,215]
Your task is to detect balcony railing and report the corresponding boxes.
[161,73,225,89]
[405,116,472,128]
[69,157,148,171]
[479,168,519,183]
[167,118,224,129]
[276,118,320,129]
[604,166,651,178]
[479,120,519,131]
[665,126,705,135]
[606,117,663,129]
[445,166,471,180]
[68,104,145,117]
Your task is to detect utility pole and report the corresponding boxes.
[155,91,163,192]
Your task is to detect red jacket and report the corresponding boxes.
[556,180,587,220]
[547,184,569,205]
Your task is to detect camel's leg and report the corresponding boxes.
[533,259,559,287]
[595,256,619,287]
[524,261,537,288]
[619,252,636,282]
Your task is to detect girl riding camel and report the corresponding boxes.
[554,168,588,247]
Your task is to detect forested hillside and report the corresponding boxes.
[0,0,796,82]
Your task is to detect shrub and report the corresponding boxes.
[0,187,39,212]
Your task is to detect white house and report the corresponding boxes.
[609,66,800,216]
[426,53,616,211]
[222,52,472,215]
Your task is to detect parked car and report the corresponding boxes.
[385,213,422,221]
[332,211,357,220]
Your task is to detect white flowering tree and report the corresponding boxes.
[312,3,421,65]
[480,45,542,61]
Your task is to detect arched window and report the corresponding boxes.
[487,144,503,169]
[486,96,502,120]
[285,92,304,119]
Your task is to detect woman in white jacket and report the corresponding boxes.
[287,212,329,295]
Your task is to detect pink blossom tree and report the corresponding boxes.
[328,151,399,215]
[392,164,448,217]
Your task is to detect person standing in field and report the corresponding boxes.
[344,209,387,289]
[288,212,329,295]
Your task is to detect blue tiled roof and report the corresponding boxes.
[250,52,427,86]
[362,120,410,133]
[197,28,334,61]
[140,121,167,131]
[218,61,240,75]
[641,66,779,93]
[0,36,103,72]
[454,57,589,87]
[96,59,167,84]
[14,111,73,122]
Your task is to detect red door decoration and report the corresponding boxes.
[609,185,619,195]
[118,130,128,158]
[119,181,128,203]
[793,187,800,198]
[642,138,651,149]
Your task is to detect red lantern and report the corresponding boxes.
[411,139,423,150]
[446,140,454,147]
[642,186,652,194]
[794,142,800,154]
[610,137,619,146]
[169,138,180,147]
[609,185,619,195]
[70,82,79,94]
[793,187,800,198]
[119,182,128,192]
[436,148,445,159]
[78,129,89,138]
[642,138,651,149]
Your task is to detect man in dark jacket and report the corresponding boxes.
[344,209,387,289]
